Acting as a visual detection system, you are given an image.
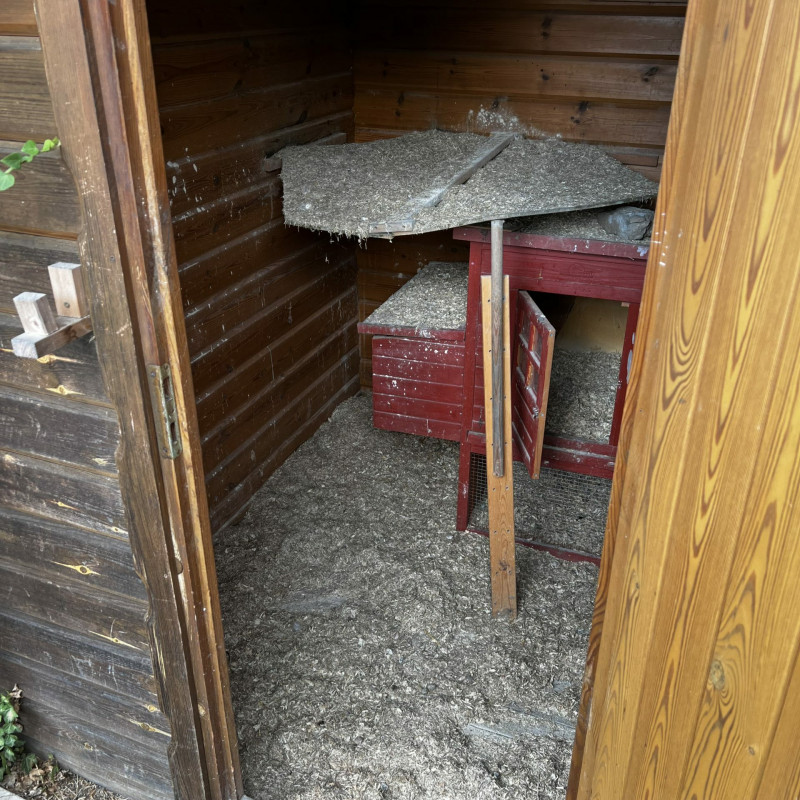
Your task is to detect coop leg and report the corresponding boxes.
[481,270,516,620]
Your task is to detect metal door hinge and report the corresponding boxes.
[147,363,183,459]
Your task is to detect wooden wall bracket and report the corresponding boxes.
[11,262,92,359]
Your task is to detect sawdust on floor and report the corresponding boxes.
[281,131,658,239]
[214,394,599,800]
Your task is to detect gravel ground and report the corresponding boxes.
[214,393,599,800]
[2,763,125,800]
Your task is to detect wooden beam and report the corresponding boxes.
[489,219,504,476]
[367,133,515,235]
[481,274,515,620]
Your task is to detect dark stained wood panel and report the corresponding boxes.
[0,1,36,35]
[0,385,119,473]
[155,17,359,531]
[357,90,672,147]
[0,611,158,708]
[357,9,685,56]
[178,222,330,311]
[0,450,127,539]
[0,232,79,313]
[201,298,358,471]
[0,141,80,237]
[159,73,353,161]
[0,508,146,601]
[0,651,169,748]
[196,281,357,431]
[357,51,677,104]
[0,562,150,653]
[188,251,355,373]
[165,113,351,219]
[0,40,56,140]
[173,177,282,263]
[209,368,360,530]
[0,313,111,407]
[152,31,352,107]
[21,700,172,800]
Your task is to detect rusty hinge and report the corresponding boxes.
[146,363,183,460]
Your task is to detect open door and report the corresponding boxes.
[512,291,555,480]
[35,2,241,799]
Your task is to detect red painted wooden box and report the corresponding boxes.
[358,261,469,441]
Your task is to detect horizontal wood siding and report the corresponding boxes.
[0,11,171,800]
[353,1,684,384]
[151,14,360,530]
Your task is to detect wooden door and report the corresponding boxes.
[512,291,555,480]
[35,2,241,799]
[569,1,800,798]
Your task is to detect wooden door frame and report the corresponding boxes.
[34,2,241,799]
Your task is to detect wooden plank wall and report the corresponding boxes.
[0,7,172,800]
[148,1,360,531]
[353,0,686,385]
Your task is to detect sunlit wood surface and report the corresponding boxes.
[572,1,800,798]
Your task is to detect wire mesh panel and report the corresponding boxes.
[467,451,611,558]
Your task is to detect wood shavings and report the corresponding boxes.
[361,262,469,334]
[214,394,599,800]
[281,131,658,239]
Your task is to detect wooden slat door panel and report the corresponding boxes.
[512,290,555,480]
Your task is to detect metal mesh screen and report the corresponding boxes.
[467,453,612,558]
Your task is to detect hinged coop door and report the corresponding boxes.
[512,291,555,479]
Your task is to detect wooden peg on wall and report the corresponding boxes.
[11,262,92,359]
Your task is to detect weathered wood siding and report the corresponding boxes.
[149,2,360,531]
[354,0,686,384]
[0,8,172,800]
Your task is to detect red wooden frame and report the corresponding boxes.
[455,226,647,531]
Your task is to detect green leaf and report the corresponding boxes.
[4,747,15,762]
[41,137,60,152]
[0,172,15,191]
[23,752,38,773]
[4,706,17,723]
[21,140,39,157]
[1,152,23,170]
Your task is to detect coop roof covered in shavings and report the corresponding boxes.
[361,261,469,335]
[508,206,652,244]
[281,130,658,239]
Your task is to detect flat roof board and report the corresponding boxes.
[281,131,659,239]
[358,261,469,337]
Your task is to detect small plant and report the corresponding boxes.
[0,685,31,780]
[0,138,61,191]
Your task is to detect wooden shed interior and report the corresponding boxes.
[144,0,681,533]
[23,0,800,799]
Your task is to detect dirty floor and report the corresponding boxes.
[214,394,601,800]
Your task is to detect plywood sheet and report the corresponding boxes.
[281,130,658,239]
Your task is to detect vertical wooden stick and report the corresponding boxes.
[481,275,516,620]
[13,292,58,336]
[48,262,88,318]
[490,219,505,477]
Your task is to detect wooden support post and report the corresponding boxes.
[13,292,58,337]
[48,262,89,318]
[490,219,505,476]
[481,274,516,620]
[11,262,92,359]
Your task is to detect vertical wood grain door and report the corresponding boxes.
[35,2,242,799]
[511,291,555,480]
[569,1,800,798]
